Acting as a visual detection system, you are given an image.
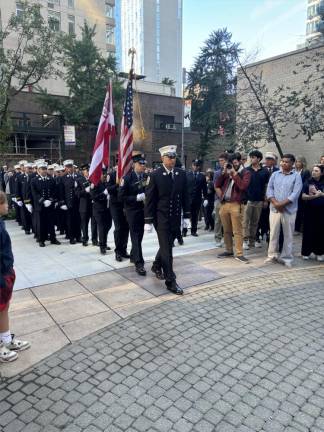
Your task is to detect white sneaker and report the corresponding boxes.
[255,241,262,248]
[6,334,31,352]
[284,261,293,268]
[215,241,222,248]
[0,343,18,362]
[243,242,250,250]
[302,256,310,260]
[264,257,277,264]
[317,255,324,262]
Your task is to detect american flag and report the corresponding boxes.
[117,78,133,180]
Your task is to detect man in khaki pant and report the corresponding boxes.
[213,153,229,247]
[243,150,270,250]
[215,153,251,263]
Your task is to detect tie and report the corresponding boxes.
[169,172,173,181]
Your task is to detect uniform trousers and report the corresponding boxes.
[219,202,244,256]
[127,210,144,265]
[110,203,129,254]
[36,207,56,243]
[21,205,32,233]
[153,227,177,285]
[93,209,112,248]
[80,211,97,243]
[66,205,81,241]
[190,199,202,234]
[203,199,215,230]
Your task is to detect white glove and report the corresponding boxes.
[203,199,208,208]
[103,189,109,196]
[136,193,145,202]
[26,204,33,213]
[60,204,68,211]
[44,200,52,208]
[144,223,153,233]
[74,181,78,188]
[12,197,17,203]
[183,218,191,229]
[90,183,95,189]
[85,186,91,193]
[17,200,23,207]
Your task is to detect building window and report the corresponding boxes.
[106,24,114,44]
[48,10,61,31]
[68,15,75,34]
[105,3,114,18]
[48,0,60,7]
[16,2,24,17]
[68,0,74,8]
[154,115,175,130]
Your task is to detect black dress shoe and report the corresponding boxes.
[115,253,123,262]
[191,232,198,237]
[130,257,135,264]
[182,229,187,237]
[51,239,61,245]
[121,252,130,258]
[177,237,184,245]
[25,230,31,235]
[167,281,183,295]
[151,266,165,280]
[107,246,111,250]
[82,241,88,247]
[92,240,98,246]
[100,247,106,255]
[135,265,147,276]
[39,242,46,247]
[76,238,82,243]
[70,239,76,245]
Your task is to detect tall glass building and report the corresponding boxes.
[306,0,324,43]
[115,0,183,96]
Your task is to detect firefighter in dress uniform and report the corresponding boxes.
[30,161,61,247]
[119,151,147,276]
[144,145,190,295]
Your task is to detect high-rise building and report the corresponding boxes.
[0,0,116,96]
[115,0,183,96]
[306,0,324,44]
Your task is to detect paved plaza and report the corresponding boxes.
[0,219,323,431]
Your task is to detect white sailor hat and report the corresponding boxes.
[25,162,33,168]
[54,165,64,172]
[63,159,74,167]
[19,160,28,166]
[14,164,20,169]
[37,161,48,169]
[159,145,177,157]
[47,165,55,170]
[264,152,277,160]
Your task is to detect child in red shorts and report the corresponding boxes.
[0,191,30,362]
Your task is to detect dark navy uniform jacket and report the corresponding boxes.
[144,166,190,230]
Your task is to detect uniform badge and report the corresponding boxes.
[120,178,125,186]
[107,174,110,182]
[163,172,167,176]
[175,172,179,175]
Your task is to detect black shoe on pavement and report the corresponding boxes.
[217,251,234,258]
[100,247,107,255]
[115,253,123,262]
[70,239,76,245]
[39,242,46,247]
[121,252,130,258]
[151,266,165,280]
[167,281,183,295]
[191,232,198,237]
[51,239,61,245]
[76,238,82,243]
[135,265,146,276]
[92,240,98,246]
[235,255,249,264]
[82,241,88,247]
[177,236,184,245]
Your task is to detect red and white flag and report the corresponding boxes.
[89,80,116,185]
[117,78,133,180]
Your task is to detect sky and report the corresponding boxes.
[183,0,307,69]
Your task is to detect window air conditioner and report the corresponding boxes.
[166,124,176,130]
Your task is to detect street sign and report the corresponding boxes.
[64,125,76,146]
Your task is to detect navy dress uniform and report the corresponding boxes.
[184,159,207,236]
[107,169,130,261]
[59,160,82,244]
[20,163,34,235]
[30,162,60,247]
[144,146,190,294]
[90,171,112,255]
[119,152,147,276]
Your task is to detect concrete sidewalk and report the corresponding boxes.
[2,225,322,378]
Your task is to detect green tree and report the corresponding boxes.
[0,1,60,130]
[39,22,123,137]
[186,29,240,157]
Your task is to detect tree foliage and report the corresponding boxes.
[39,22,123,131]
[186,29,240,157]
[0,1,60,129]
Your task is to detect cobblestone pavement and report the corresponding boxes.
[1,266,324,432]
